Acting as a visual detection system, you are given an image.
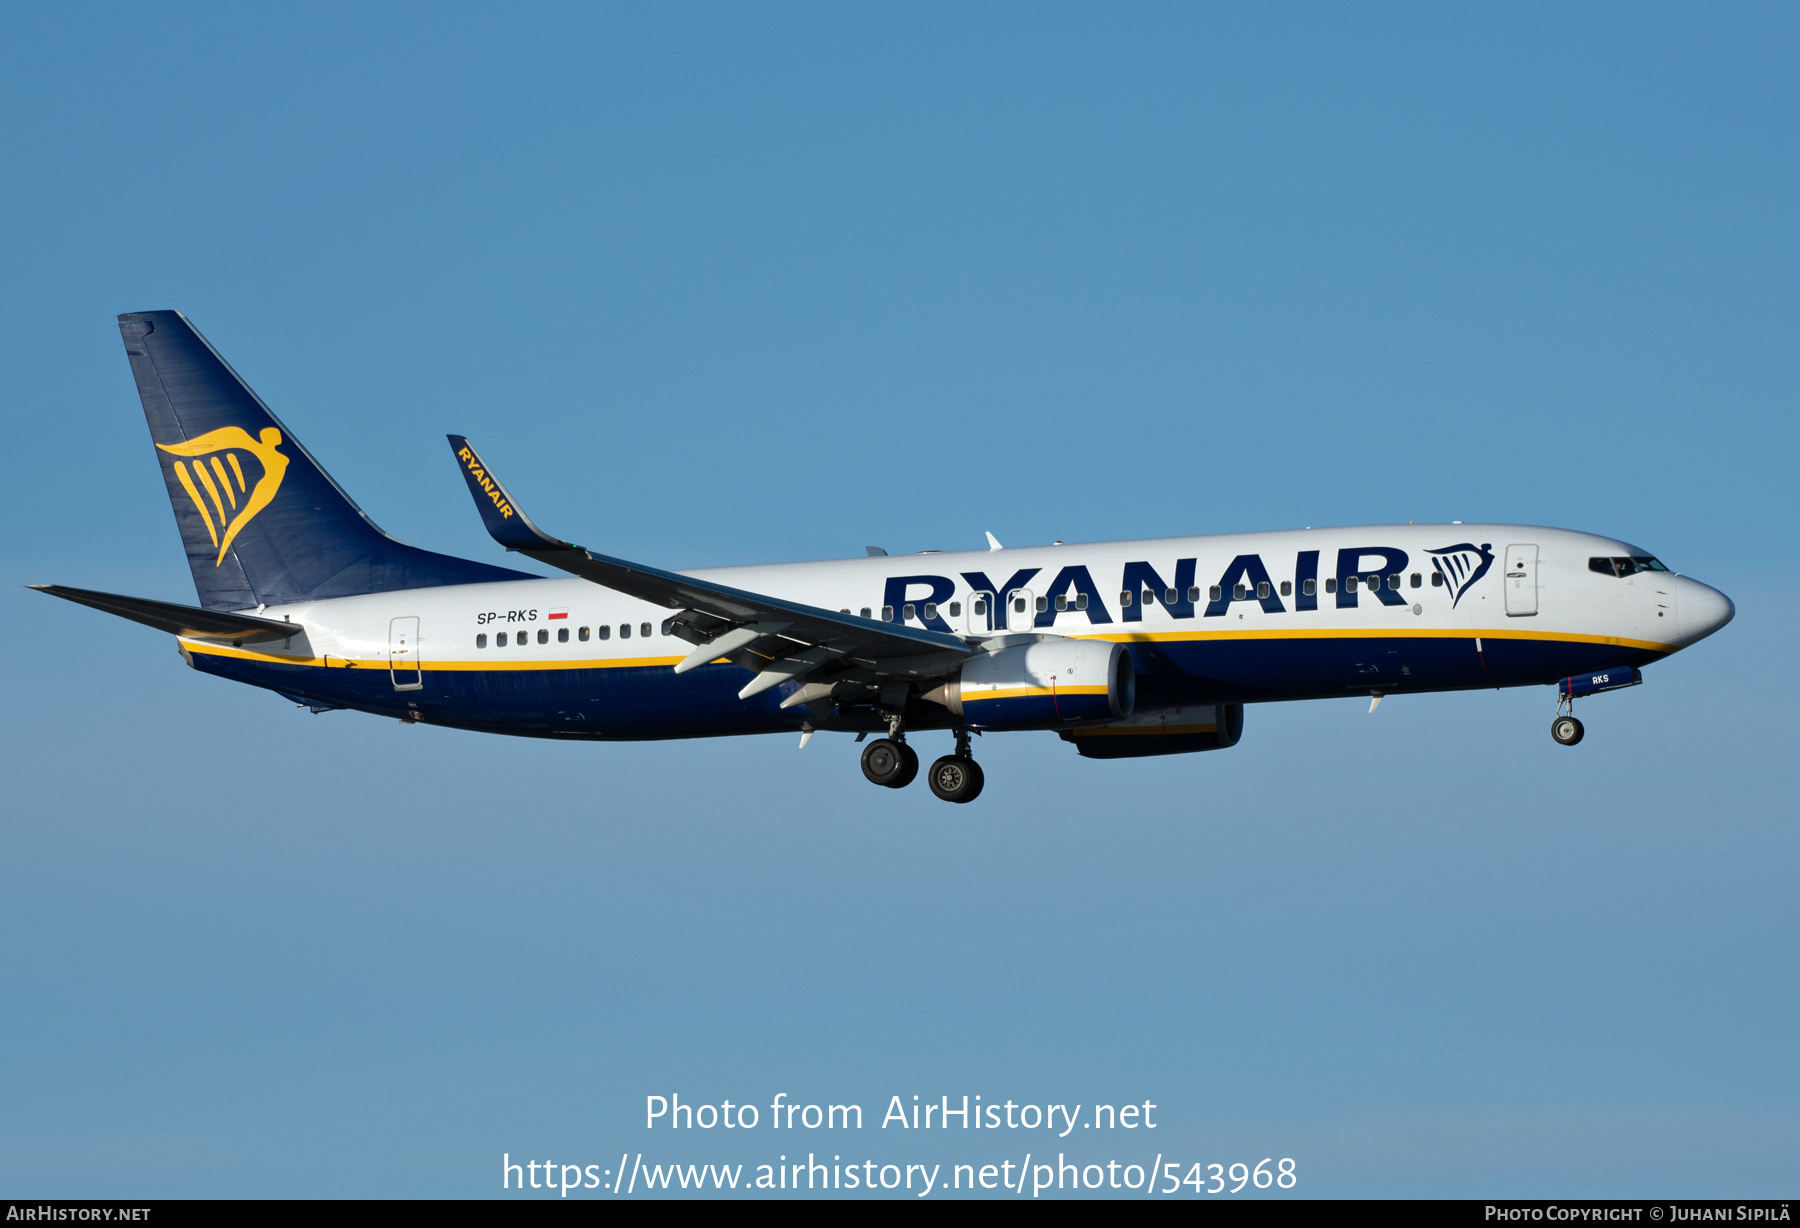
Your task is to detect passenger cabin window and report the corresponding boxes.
[950,601,962,617]
[1119,591,1132,607]
[923,602,938,620]
[1233,584,1247,601]
[558,627,569,643]
[1431,572,1445,588]
[1163,588,1178,605]
[970,599,985,616]
[579,626,590,641]
[1143,590,1155,607]
[882,605,894,621]
[861,607,872,619]
[598,625,611,639]
[640,622,651,638]
[902,603,916,620]
[1013,597,1027,614]
[1035,596,1048,613]
[1186,586,1200,604]
[1055,595,1068,611]
[1366,574,1381,590]
[1387,574,1400,590]
[1209,585,1222,602]
[476,633,488,649]
[1303,579,1316,596]
[1344,577,1357,593]
[1280,580,1293,597]
[1257,581,1270,599]
[1410,573,1422,588]
[620,623,631,639]
[537,629,549,644]
[1076,593,1089,611]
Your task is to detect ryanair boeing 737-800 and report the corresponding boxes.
[34,311,1736,803]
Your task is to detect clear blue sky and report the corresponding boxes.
[2,2,1795,1198]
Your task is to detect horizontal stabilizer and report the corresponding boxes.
[28,585,302,643]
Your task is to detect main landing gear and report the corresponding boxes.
[926,753,984,804]
[860,723,984,803]
[860,737,919,788]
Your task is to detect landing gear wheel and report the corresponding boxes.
[862,738,919,788]
[891,742,920,789]
[927,755,985,804]
[1551,715,1584,746]
[861,738,906,786]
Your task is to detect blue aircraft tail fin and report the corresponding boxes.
[118,311,532,610]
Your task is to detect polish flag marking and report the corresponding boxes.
[548,609,568,620]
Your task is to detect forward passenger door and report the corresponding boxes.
[1504,545,1538,617]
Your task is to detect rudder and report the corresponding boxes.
[119,311,531,610]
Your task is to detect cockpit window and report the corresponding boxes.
[1589,555,1670,577]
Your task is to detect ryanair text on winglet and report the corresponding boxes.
[459,446,515,519]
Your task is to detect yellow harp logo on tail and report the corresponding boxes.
[156,427,290,566]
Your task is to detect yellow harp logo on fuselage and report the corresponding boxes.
[156,427,290,566]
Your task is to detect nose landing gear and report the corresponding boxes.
[1550,667,1642,745]
[1552,689,1584,746]
[1551,714,1585,745]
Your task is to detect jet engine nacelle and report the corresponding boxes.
[923,637,1135,731]
[1060,703,1245,759]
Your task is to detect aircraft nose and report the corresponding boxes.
[1674,575,1734,647]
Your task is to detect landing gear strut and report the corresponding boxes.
[1552,694,1585,746]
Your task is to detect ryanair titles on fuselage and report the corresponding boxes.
[880,540,1492,634]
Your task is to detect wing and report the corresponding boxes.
[445,436,974,700]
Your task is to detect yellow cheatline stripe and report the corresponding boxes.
[1070,723,1218,737]
[181,641,326,666]
[173,462,219,547]
[1082,626,1676,653]
[210,455,238,509]
[423,655,688,672]
[967,684,1111,702]
[226,452,247,492]
[182,641,688,671]
[192,457,230,525]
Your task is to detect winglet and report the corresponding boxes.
[445,435,569,552]
[986,531,1003,551]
